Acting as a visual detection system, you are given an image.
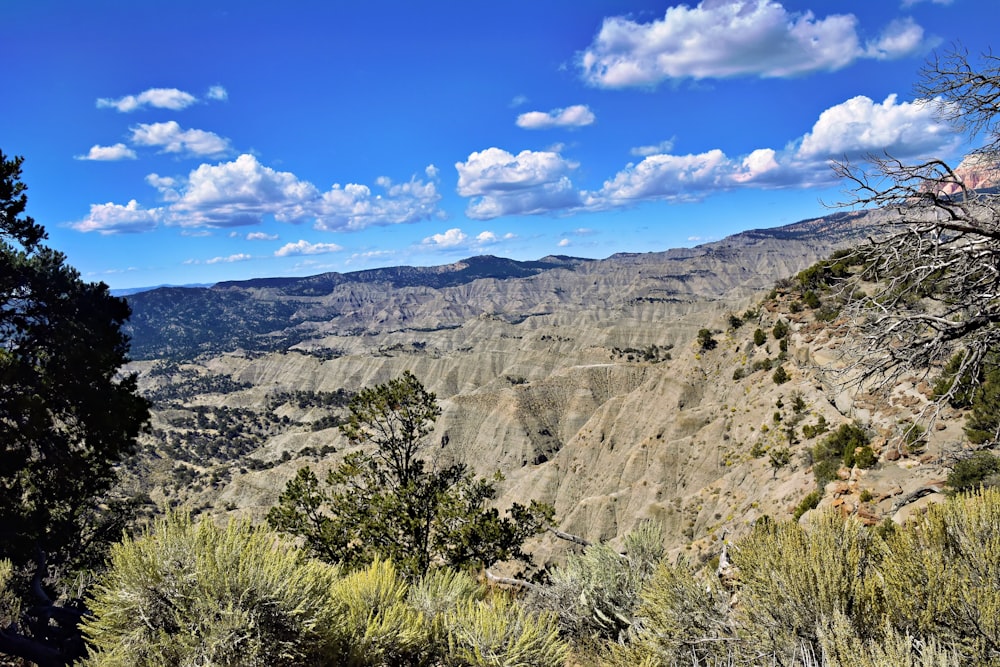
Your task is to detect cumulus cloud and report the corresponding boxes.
[130,121,231,157]
[206,85,228,101]
[795,94,958,161]
[71,200,161,234]
[455,148,582,219]
[75,143,137,161]
[97,87,199,112]
[422,228,468,248]
[589,92,961,207]
[274,239,344,256]
[246,232,279,241]
[516,104,596,129]
[591,150,731,205]
[81,154,442,233]
[315,174,441,231]
[558,238,571,247]
[579,1,926,87]
[170,154,319,227]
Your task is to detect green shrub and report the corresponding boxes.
[802,415,829,439]
[792,490,821,520]
[733,511,883,661]
[772,319,789,340]
[603,559,733,666]
[82,513,342,666]
[853,445,877,469]
[446,594,567,667]
[772,366,789,385]
[531,522,664,643]
[753,328,766,346]
[802,290,821,309]
[815,303,840,321]
[881,487,1000,660]
[947,452,1000,491]
[697,328,717,351]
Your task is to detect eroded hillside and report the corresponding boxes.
[122,210,968,565]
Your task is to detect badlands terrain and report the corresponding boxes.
[122,208,963,564]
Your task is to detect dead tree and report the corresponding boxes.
[832,47,1000,405]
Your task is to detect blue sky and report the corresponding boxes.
[4,0,995,289]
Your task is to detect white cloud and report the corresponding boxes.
[346,249,397,266]
[476,231,498,243]
[274,239,344,256]
[631,139,675,157]
[796,94,959,161]
[558,238,571,247]
[864,18,927,61]
[422,228,468,248]
[314,174,441,231]
[126,154,441,231]
[206,253,252,264]
[247,231,279,241]
[171,154,318,227]
[455,148,582,219]
[509,94,529,108]
[145,173,181,202]
[591,150,732,205]
[130,121,231,157]
[97,87,198,112]
[580,1,926,87]
[75,143,137,161]
[516,104,596,129]
[206,85,228,101]
[586,92,963,205]
[71,200,161,234]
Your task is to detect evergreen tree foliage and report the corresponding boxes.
[0,152,149,666]
[963,364,1000,445]
[696,328,717,351]
[947,451,1000,491]
[268,372,553,579]
[0,151,150,573]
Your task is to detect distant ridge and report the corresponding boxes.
[124,211,882,360]
[213,254,594,294]
[111,283,214,297]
